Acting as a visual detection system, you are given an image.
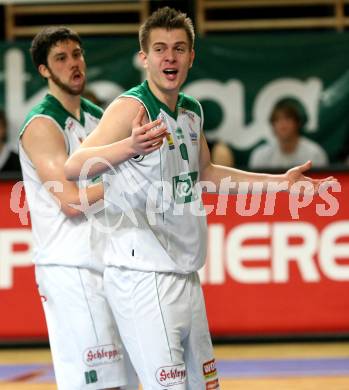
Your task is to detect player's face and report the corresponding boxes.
[40,39,86,96]
[140,28,194,99]
[272,113,299,143]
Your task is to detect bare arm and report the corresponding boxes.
[199,133,335,193]
[21,117,103,218]
[64,98,167,181]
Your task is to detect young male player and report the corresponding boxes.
[65,8,335,389]
[19,26,137,390]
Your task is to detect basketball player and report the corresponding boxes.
[19,27,137,390]
[65,7,335,389]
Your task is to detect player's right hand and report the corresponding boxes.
[129,105,168,156]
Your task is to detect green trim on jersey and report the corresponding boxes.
[19,94,103,137]
[121,80,202,120]
[81,96,103,119]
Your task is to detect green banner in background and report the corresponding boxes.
[1,32,349,166]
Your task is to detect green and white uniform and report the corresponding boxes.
[19,94,103,271]
[19,94,137,390]
[103,82,220,390]
[103,80,207,273]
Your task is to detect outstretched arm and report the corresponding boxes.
[65,98,167,181]
[199,133,335,193]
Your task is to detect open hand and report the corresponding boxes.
[129,105,168,156]
[285,160,337,193]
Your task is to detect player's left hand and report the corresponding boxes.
[284,160,337,194]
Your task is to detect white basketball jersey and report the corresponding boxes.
[19,94,104,271]
[103,81,207,274]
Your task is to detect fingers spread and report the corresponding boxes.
[298,160,312,172]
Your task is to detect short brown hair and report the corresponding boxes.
[30,26,82,69]
[139,7,195,52]
[269,99,303,127]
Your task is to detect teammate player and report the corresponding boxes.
[65,7,335,389]
[19,27,137,390]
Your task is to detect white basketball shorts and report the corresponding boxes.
[104,268,220,390]
[35,265,138,390]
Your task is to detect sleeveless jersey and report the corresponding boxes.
[19,94,104,271]
[103,81,207,274]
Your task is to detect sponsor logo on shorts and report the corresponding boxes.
[203,359,217,379]
[83,344,121,367]
[203,359,219,389]
[206,378,220,389]
[155,363,186,387]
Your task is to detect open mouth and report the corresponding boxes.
[72,71,83,81]
[163,69,178,79]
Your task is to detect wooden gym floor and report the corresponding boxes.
[1,342,349,389]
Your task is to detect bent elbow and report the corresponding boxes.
[61,203,84,218]
[64,159,80,182]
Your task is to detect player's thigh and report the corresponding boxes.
[104,268,191,390]
[35,265,129,390]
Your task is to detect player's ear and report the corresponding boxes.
[38,64,50,79]
[189,49,195,69]
[138,50,148,69]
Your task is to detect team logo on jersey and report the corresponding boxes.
[155,364,186,387]
[175,127,184,140]
[83,344,122,367]
[203,359,219,389]
[172,171,198,204]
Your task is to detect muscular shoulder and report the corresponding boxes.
[104,96,148,125]
[20,95,68,138]
[21,117,65,150]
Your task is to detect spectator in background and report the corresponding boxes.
[249,99,328,169]
[0,108,21,173]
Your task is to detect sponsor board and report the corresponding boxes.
[0,174,348,338]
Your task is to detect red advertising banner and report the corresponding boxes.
[0,180,46,340]
[201,172,349,336]
[0,173,348,340]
